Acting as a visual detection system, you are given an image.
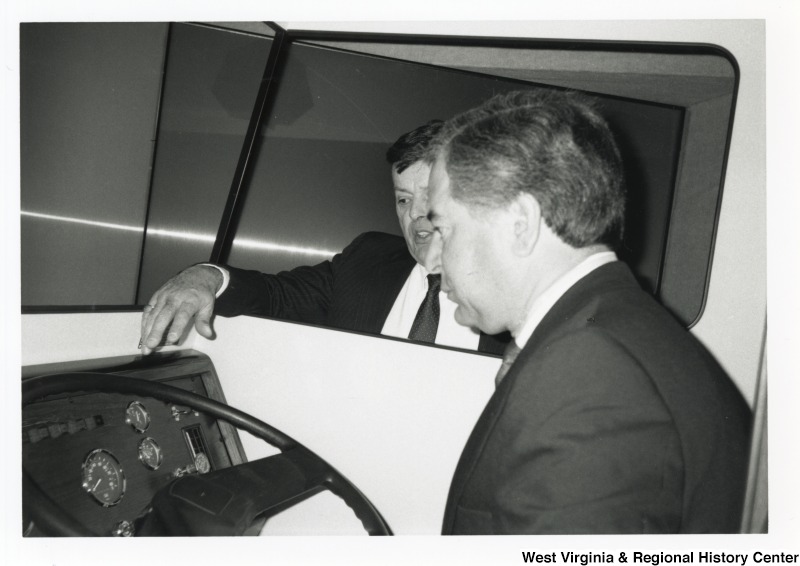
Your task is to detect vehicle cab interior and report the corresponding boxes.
[17,18,769,546]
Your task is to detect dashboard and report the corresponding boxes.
[22,351,247,536]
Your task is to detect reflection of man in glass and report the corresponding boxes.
[140,120,509,355]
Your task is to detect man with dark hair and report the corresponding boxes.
[386,119,443,173]
[140,120,507,355]
[427,89,751,534]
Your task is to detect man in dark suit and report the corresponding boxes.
[426,89,752,533]
[140,121,508,355]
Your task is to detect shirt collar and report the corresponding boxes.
[412,261,432,286]
[514,251,618,349]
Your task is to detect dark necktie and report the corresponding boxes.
[495,341,522,387]
[408,274,441,343]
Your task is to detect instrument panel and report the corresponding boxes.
[22,351,246,536]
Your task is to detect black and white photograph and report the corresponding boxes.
[3,1,797,565]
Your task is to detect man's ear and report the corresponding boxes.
[510,193,542,256]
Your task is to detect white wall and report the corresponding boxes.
[21,312,164,365]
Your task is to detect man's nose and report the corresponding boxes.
[410,194,428,218]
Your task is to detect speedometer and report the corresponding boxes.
[81,449,125,507]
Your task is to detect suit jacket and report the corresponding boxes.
[442,262,752,534]
[214,231,509,355]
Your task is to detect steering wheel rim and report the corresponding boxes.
[22,372,392,536]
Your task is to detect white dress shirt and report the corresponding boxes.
[513,252,618,350]
[381,262,481,350]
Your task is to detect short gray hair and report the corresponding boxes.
[435,89,626,248]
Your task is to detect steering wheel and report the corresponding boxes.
[22,372,392,536]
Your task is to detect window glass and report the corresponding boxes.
[20,26,736,329]
[136,24,273,303]
[301,40,736,325]
[20,22,275,307]
[20,23,167,306]
[227,40,703,325]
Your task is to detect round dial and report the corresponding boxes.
[125,401,150,433]
[81,449,125,507]
[194,452,210,474]
[138,437,163,470]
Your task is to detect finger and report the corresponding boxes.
[164,306,194,345]
[142,302,178,353]
[142,289,161,341]
[194,303,215,339]
[140,295,161,353]
[141,293,162,331]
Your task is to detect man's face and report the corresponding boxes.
[427,157,515,334]
[392,160,435,266]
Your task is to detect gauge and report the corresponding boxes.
[81,449,125,507]
[125,401,150,433]
[138,437,163,470]
[194,452,210,474]
[173,452,212,478]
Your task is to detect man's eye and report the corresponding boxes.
[396,197,409,206]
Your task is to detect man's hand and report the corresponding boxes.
[140,264,224,355]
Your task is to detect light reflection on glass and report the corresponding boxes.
[21,210,143,233]
[232,237,336,258]
[21,210,336,258]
